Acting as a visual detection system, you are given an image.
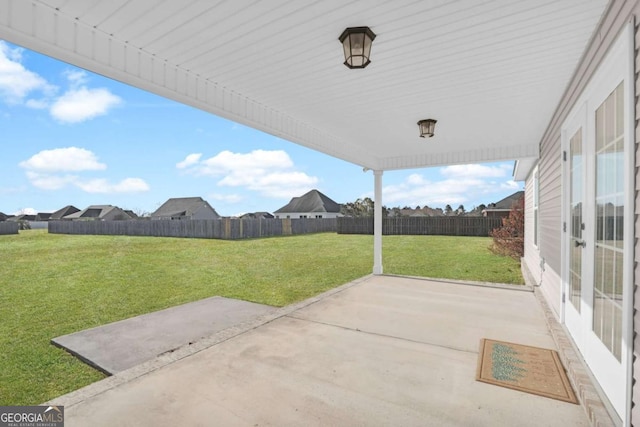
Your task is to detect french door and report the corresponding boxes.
[561,24,632,421]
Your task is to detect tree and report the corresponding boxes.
[340,197,377,217]
[132,208,151,218]
[489,197,524,259]
[456,204,465,215]
[444,204,452,216]
[467,204,487,217]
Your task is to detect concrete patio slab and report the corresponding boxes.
[51,296,276,374]
[291,276,556,352]
[53,276,589,426]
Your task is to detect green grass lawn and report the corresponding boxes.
[0,230,522,405]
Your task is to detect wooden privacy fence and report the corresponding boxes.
[48,218,337,240]
[337,216,504,237]
[0,222,19,235]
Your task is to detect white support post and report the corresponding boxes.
[373,170,383,275]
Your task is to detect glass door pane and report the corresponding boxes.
[593,82,624,361]
[569,128,583,312]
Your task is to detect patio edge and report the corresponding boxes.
[382,273,533,292]
[44,274,374,409]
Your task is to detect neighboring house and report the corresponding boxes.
[240,212,274,220]
[124,210,139,220]
[50,205,80,220]
[150,197,220,220]
[482,191,524,218]
[0,212,7,222]
[515,7,635,424]
[274,190,341,219]
[35,212,52,221]
[63,205,133,221]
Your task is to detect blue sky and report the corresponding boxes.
[0,40,522,217]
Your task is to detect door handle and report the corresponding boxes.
[574,239,586,248]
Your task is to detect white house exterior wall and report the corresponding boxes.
[523,168,565,319]
[522,171,540,284]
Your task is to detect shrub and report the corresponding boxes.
[489,197,524,259]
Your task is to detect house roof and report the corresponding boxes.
[151,197,216,218]
[274,190,341,214]
[35,213,52,221]
[486,191,524,210]
[0,1,608,172]
[51,205,80,220]
[64,205,128,219]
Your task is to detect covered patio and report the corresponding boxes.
[50,275,590,426]
[0,0,622,425]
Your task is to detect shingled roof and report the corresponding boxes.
[63,205,131,220]
[274,190,341,214]
[51,205,80,220]
[151,197,219,219]
[486,191,524,210]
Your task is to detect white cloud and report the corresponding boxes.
[25,98,49,109]
[75,178,150,194]
[20,147,107,172]
[13,208,37,215]
[406,173,427,186]
[176,153,202,169]
[0,43,121,123]
[64,69,89,87]
[379,163,522,208]
[24,171,78,190]
[50,87,121,123]
[382,177,479,207]
[178,149,318,198]
[20,147,149,194]
[501,180,520,190]
[199,150,294,175]
[440,163,510,179]
[0,41,53,104]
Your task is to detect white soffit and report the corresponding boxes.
[513,157,538,181]
[0,0,608,170]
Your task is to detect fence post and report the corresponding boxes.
[283,218,292,235]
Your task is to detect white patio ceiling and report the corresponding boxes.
[0,0,608,171]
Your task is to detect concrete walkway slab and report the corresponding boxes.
[51,296,276,374]
[52,276,589,426]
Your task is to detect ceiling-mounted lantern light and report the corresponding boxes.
[417,119,437,138]
[339,27,376,69]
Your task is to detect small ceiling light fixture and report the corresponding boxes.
[417,119,437,138]
[339,27,376,69]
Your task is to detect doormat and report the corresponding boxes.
[476,338,578,404]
